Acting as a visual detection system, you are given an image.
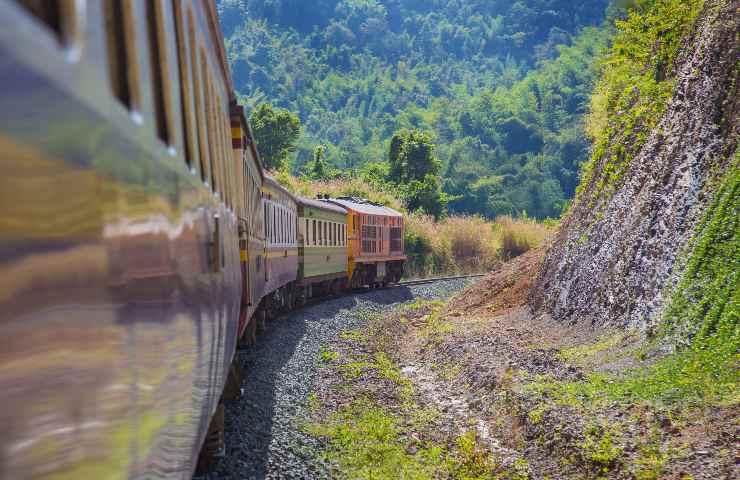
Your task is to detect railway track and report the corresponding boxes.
[296,273,487,310]
[396,273,487,287]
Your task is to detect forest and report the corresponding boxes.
[217,0,615,219]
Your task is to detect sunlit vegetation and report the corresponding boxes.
[218,0,613,220]
[579,0,705,205]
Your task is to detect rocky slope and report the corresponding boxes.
[532,0,738,333]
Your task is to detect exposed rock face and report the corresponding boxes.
[531,0,739,330]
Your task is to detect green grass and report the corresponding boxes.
[307,401,519,480]
[579,423,624,475]
[556,332,627,366]
[319,346,339,363]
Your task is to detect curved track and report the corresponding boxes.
[208,277,480,480]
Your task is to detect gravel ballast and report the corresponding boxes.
[209,279,474,480]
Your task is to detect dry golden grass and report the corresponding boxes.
[496,215,552,259]
[405,214,553,278]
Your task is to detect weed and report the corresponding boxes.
[527,403,550,425]
[318,346,339,363]
[557,332,627,367]
[579,424,624,475]
[452,430,500,478]
[339,329,368,344]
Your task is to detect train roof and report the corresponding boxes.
[297,196,348,214]
[263,175,297,202]
[326,197,404,218]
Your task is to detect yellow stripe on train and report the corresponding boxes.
[265,249,299,259]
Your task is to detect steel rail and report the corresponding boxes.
[396,273,487,287]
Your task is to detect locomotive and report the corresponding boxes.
[0,1,405,479]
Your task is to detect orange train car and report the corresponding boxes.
[325,197,406,287]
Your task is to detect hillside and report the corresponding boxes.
[217,0,612,219]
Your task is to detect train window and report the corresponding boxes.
[213,91,224,199]
[312,220,316,246]
[203,70,217,193]
[146,0,172,145]
[305,219,309,245]
[222,114,232,208]
[215,103,226,203]
[273,205,277,243]
[189,11,206,180]
[104,0,134,109]
[172,1,193,167]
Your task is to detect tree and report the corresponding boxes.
[250,103,301,170]
[404,175,448,219]
[306,145,330,179]
[388,129,446,218]
[388,129,441,184]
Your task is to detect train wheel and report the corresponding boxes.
[296,287,307,307]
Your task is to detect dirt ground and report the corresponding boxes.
[309,248,739,479]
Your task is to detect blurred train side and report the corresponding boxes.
[0,1,244,478]
[0,2,408,479]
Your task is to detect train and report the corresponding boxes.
[0,1,406,479]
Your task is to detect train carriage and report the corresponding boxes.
[326,198,406,287]
[261,176,299,317]
[0,1,243,478]
[230,104,266,344]
[296,196,349,302]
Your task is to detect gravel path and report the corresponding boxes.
[209,279,474,480]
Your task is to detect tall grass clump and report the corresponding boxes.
[404,214,501,278]
[579,0,704,204]
[497,215,552,259]
[405,214,553,278]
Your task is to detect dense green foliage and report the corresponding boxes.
[249,103,301,169]
[219,0,612,218]
[580,0,706,205]
[387,129,447,218]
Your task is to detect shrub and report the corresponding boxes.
[497,215,552,259]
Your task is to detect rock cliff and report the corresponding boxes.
[532,0,738,334]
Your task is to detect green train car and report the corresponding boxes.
[296,197,349,303]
